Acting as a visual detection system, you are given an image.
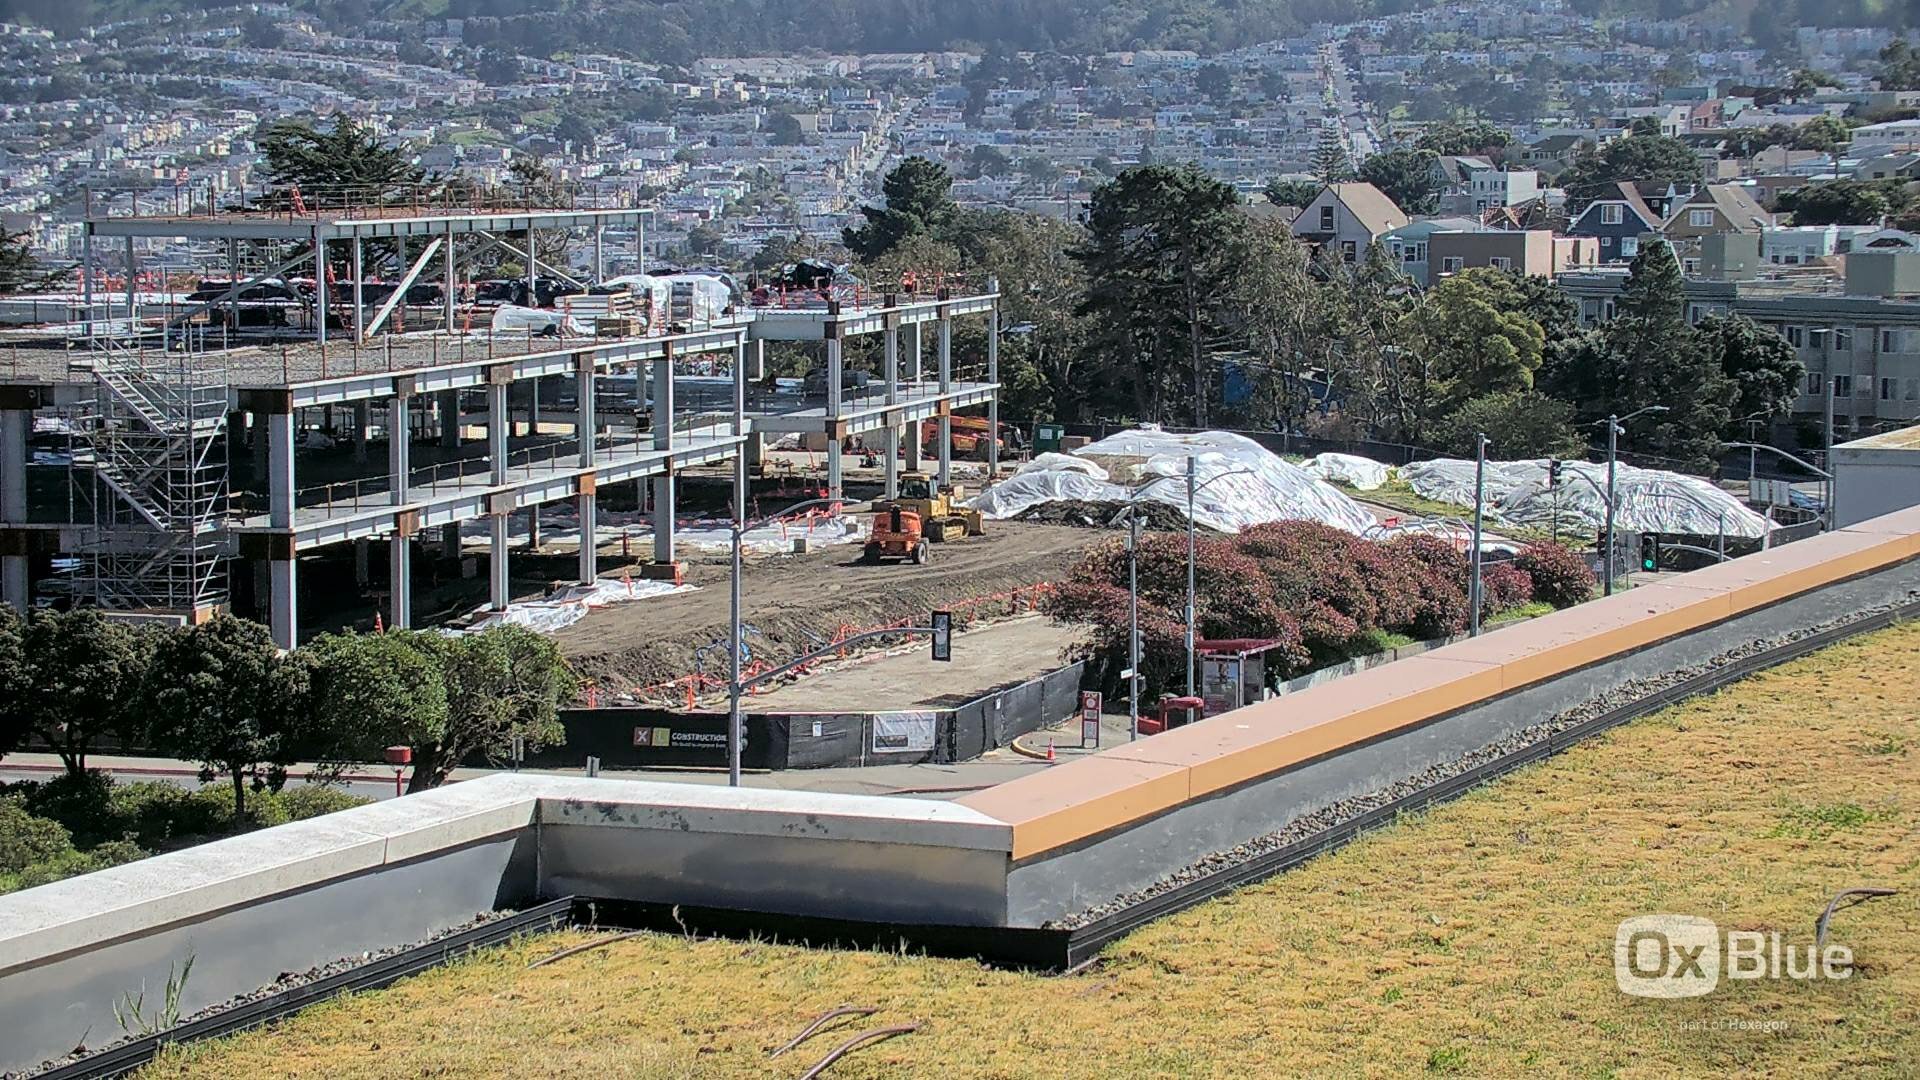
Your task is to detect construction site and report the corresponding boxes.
[4,187,1920,1080]
[0,185,1011,666]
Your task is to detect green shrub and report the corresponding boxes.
[10,839,146,891]
[107,781,225,848]
[0,797,75,874]
[273,784,371,822]
[18,770,115,846]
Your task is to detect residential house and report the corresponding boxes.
[1763,224,1884,265]
[1465,166,1539,214]
[1567,180,1664,263]
[1379,216,1486,283]
[1521,134,1589,169]
[1852,154,1920,181]
[1849,118,1920,155]
[1290,182,1411,262]
[1424,229,1596,287]
[1662,184,1773,267]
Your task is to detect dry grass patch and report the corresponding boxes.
[145,622,1920,1079]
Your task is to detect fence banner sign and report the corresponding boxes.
[871,710,938,753]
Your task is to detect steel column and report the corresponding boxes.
[577,492,597,585]
[268,411,296,529]
[986,277,1000,485]
[652,350,676,564]
[389,532,411,630]
[388,394,411,506]
[269,557,297,650]
[883,326,900,499]
[937,315,952,487]
[826,336,844,499]
[905,321,924,471]
[0,409,28,610]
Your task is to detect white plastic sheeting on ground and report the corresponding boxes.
[971,427,1374,534]
[489,304,593,337]
[1401,457,1772,539]
[459,505,861,553]
[1302,452,1391,491]
[1015,452,1109,480]
[463,577,697,635]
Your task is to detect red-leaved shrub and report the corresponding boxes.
[1513,542,1596,608]
[1479,562,1535,618]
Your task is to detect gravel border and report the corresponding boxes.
[1046,589,1920,930]
[17,909,523,1078]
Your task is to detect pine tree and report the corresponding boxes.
[1313,126,1354,184]
[1592,240,1733,469]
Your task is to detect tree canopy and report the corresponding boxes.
[1558,135,1703,212]
[255,117,425,201]
[843,157,955,262]
[1414,120,1513,157]
[1075,164,1244,426]
[1358,148,1440,215]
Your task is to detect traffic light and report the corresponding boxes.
[930,610,952,662]
[1548,459,1563,487]
[1640,532,1661,572]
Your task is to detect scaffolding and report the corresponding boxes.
[74,328,230,615]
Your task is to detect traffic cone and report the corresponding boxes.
[1045,738,1054,762]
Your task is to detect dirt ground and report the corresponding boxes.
[551,519,1105,700]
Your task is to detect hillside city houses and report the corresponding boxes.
[5,2,1920,431]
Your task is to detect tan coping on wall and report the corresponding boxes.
[958,507,1920,862]
[953,756,1191,862]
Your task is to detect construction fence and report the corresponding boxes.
[542,659,1085,771]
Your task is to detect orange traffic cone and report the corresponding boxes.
[1045,738,1055,762]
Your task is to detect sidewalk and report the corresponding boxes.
[0,747,1060,802]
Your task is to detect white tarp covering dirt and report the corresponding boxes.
[1015,452,1109,480]
[463,577,697,635]
[1401,457,1772,538]
[1302,452,1391,491]
[971,427,1374,534]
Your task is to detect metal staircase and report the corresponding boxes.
[75,331,231,614]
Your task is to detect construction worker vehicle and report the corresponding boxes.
[861,472,985,563]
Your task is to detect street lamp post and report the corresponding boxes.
[1128,509,1140,741]
[1185,455,1197,697]
[729,495,842,785]
[1469,432,1490,637]
[1599,405,1669,596]
[1109,462,1257,735]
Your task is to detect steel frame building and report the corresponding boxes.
[0,200,1002,649]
